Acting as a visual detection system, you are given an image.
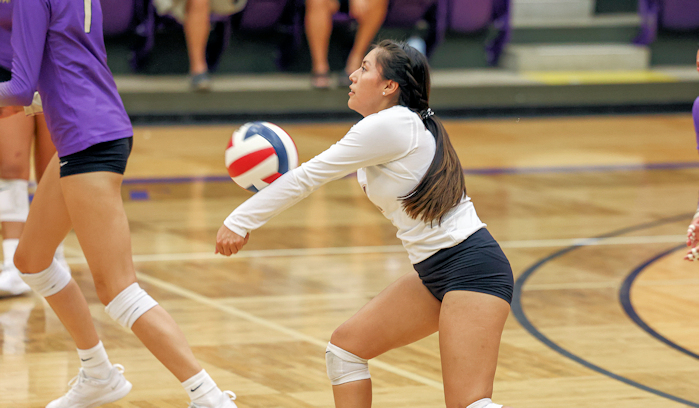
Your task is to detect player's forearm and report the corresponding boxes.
[0,77,34,106]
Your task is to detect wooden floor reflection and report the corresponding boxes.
[1,114,699,407]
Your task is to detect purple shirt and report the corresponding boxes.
[0,2,12,70]
[0,0,133,157]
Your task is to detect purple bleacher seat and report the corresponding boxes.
[448,0,510,65]
[660,0,699,30]
[635,0,699,45]
[449,0,491,32]
[237,0,294,31]
[101,0,136,36]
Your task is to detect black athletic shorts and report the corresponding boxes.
[0,66,11,82]
[59,137,133,178]
[413,228,514,304]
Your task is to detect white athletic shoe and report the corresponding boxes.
[188,391,237,408]
[46,364,132,408]
[0,266,31,297]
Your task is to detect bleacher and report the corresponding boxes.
[103,0,699,123]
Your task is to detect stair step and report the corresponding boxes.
[512,0,595,23]
[512,13,641,29]
[502,44,650,71]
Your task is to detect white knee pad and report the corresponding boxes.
[0,179,29,222]
[19,259,71,297]
[325,342,371,386]
[105,282,158,329]
[467,398,503,408]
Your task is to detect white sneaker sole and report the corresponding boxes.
[81,379,132,408]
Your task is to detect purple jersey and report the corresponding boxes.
[0,0,133,157]
[0,1,11,70]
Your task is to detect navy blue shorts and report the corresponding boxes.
[0,66,10,82]
[59,137,133,178]
[413,228,514,304]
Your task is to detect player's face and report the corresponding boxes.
[347,49,388,117]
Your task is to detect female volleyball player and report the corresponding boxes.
[0,0,70,298]
[216,39,514,408]
[685,49,699,262]
[0,0,236,407]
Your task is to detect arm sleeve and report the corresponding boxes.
[224,116,415,236]
[0,0,48,107]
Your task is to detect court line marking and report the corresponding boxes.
[63,234,686,265]
[511,213,699,407]
[135,271,446,390]
[619,245,699,360]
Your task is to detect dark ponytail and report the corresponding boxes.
[374,39,467,225]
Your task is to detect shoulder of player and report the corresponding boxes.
[351,106,417,136]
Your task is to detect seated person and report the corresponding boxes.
[305,0,388,89]
[153,0,247,91]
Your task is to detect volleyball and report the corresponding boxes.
[225,121,299,192]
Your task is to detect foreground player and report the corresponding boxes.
[685,49,699,261]
[0,0,236,406]
[0,0,70,298]
[216,39,514,408]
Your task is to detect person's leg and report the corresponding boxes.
[328,272,441,408]
[185,0,211,75]
[33,114,56,182]
[57,168,234,407]
[14,156,97,349]
[439,291,512,408]
[0,112,33,242]
[305,0,339,87]
[0,112,34,296]
[344,0,387,75]
[185,0,213,91]
[32,114,71,271]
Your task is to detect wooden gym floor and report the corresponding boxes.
[1,113,698,407]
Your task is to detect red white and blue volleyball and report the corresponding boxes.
[225,122,299,192]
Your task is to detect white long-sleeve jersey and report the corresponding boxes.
[224,105,486,263]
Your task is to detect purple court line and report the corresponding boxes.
[122,161,699,185]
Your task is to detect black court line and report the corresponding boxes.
[511,213,699,407]
[619,244,699,361]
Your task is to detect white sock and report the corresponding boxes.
[2,239,19,269]
[76,341,113,380]
[183,369,222,407]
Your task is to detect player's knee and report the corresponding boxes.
[19,259,71,297]
[105,283,158,329]
[13,243,47,274]
[325,342,370,385]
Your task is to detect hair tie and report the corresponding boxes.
[420,108,434,120]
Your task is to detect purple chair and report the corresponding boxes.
[237,0,297,30]
[98,0,154,71]
[635,0,699,45]
[660,0,699,30]
[448,0,510,66]
[233,0,303,69]
[101,0,136,36]
[386,0,449,58]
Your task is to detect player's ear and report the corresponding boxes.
[383,80,398,97]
